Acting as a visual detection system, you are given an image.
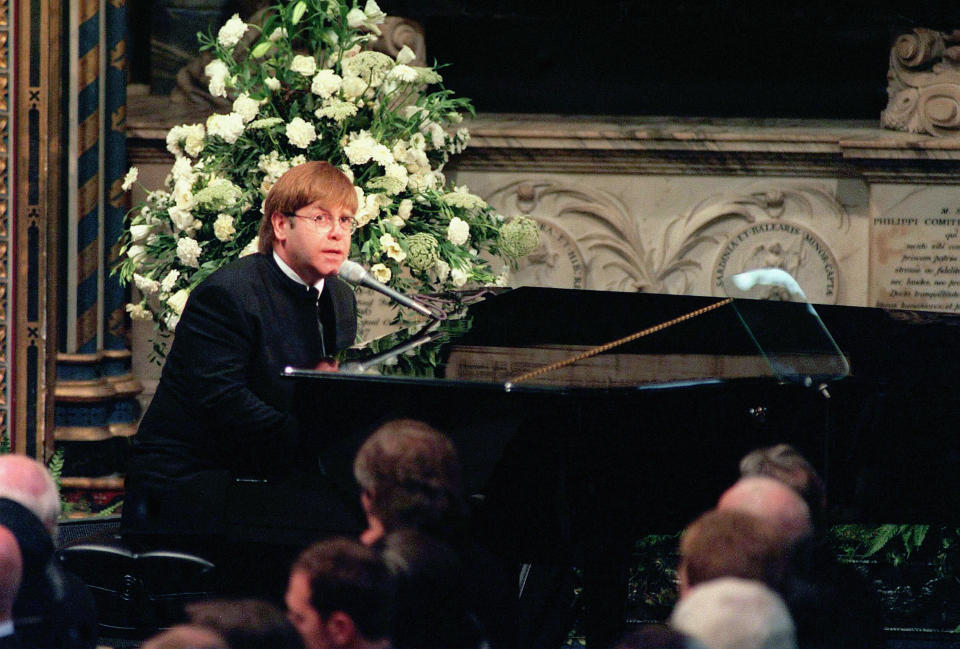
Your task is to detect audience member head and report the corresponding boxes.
[139,624,228,649]
[353,419,465,545]
[614,624,706,649]
[739,444,826,527]
[669,578,797,649]
[186,598,304,649]
[0,526,22,621]
[0,455,62,535]
[716,476,812,546]
[258,160,358,255]
[677,509,788,597]
[287,538,393,649]
[379,529,484,649]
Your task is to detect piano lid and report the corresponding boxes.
[286,269,850,392]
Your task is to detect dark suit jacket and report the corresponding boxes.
[123,253,362,537]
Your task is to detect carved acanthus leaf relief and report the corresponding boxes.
[881,28,960,136]
[484,180,647,292]
[484,179,847,298]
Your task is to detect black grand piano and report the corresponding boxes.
[286,270,960,645]
[291,271,960,535]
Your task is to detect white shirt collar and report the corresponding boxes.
[273,250,325,294]
[0,620,13,637]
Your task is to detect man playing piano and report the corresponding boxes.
[123,161,364,593]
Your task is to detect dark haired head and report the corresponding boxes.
[292,538,393,641]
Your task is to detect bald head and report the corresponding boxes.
[717,476,812,545]
[0,455,62,534]
[0,526,22,618]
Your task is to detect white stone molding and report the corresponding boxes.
[882,28,960,136]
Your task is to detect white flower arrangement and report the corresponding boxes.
[115,0,539,342]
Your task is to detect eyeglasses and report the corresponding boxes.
[282,210,358,235]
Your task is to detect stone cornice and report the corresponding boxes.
[126,97,960,182]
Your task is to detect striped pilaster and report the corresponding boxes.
[75,0,100,355]
[54,0,140,482]
[103,0,127,353]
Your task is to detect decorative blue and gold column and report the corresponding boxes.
[103,0,141,442]
[54,0,140,501]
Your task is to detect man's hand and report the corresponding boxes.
[313,358,339,372]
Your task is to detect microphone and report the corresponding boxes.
[338,260,436,318]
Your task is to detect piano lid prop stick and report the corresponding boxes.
[505,297,734,388]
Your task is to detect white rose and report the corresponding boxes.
[204,59,230,98]
[133,273,160,295]
[121,167,139,191]
[290,54,317,77]
[165,126,185,156]
[397,199,413,220]
[446,217,470,246]
[346,8,367,29]
[217,14,249,48]
[240,236,260,257]
[125,303,152,321]
[341,76,366,100]
[232,93,261,123]
[213,213,236,242]
[166,123,206,157]
[164,312,181,331]
[346,0,386,34]
[343,131,376,165]
[427,121,447,149]
[264,76,281,91]
[396,45,416,65]
[450,266,468,287]
[285,117,317,149]
[370,263,392,283]
[435,259,450,282]
[182,124,205,157]
[176,237,203,268]
[167,288,191,315]
[129,223,152,242]
[160,269,180,292]
[171,157,196,184]
[126,244,146,262]
[206,112,245,144]
[311,70,342,98]
[379,233,406,263]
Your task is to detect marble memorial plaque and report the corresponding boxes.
[871,186,960,313]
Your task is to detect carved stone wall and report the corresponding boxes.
[882,28,960,136]
[448,116,959,310]
[477,176,860,305]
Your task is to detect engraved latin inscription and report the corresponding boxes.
[872,204,960,312]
